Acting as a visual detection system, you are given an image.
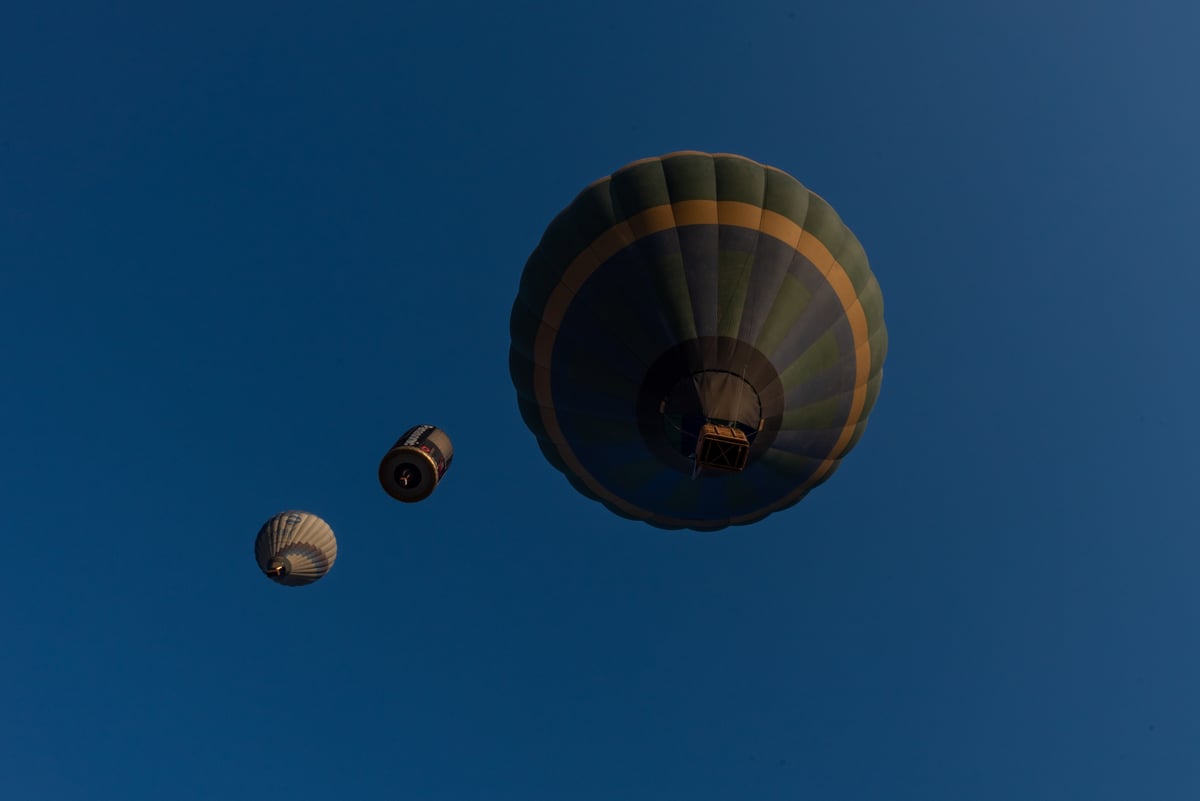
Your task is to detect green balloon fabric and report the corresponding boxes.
[509,152,888,530]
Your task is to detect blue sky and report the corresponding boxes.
[2,1,1198,799]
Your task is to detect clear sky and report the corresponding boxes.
[2,1,1198,799]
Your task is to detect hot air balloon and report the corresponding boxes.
[255,511,338,586]
[509,151,887,531]
[378,425,454,502]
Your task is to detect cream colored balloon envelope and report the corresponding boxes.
[255,511,338,587]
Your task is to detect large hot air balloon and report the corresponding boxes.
[509,151,887,531]
[254,511,338,586]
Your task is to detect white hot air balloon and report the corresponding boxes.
[254,511,338,587]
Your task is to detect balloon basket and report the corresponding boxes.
[695,424,750,472]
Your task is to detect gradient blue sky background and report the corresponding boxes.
[3,2,1198,799]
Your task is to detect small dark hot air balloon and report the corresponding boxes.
[378,425,454,502]
[509,151,887,530]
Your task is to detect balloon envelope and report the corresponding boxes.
[254,511,338,586]
[378,425,455,502]
[509,151,887,530]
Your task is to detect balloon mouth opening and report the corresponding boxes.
[654,367,763,467]
[264,561,287,578]
[393,463,422,489]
